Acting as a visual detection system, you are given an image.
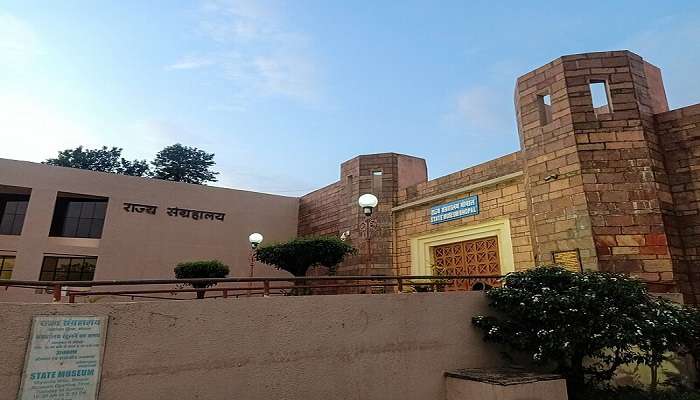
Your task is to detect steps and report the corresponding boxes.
[444,368,568,400]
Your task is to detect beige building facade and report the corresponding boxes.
[0,158,299,302]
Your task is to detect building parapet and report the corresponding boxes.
[391,171,524,212]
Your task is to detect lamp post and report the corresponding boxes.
[358,194,378,280]
[248,232,263,296]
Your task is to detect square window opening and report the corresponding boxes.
[50,194,108,239]
[0,192,31,235]
[590,80,612,115]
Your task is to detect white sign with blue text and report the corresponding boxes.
[18,315,108,400]
[430,195,479,224]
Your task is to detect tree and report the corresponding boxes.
[174,260,229,299]
[117,158,150,177]
[634,297,685,391]
[471,266,655,394]
[44,146,150,177]
[254,236,356,277]
[151,143,218,184]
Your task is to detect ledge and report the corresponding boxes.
[444,368,564,386]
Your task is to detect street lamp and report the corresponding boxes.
[249,233,263,249]
[358,193,378,217]
[248,233,263,296]
[358,194,378,283]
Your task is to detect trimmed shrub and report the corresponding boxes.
[174,260,229,299]
[254,236,356,277]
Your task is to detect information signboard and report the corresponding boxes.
[552,249,583,273]
[430,195,479,224]
[18,315,108,400]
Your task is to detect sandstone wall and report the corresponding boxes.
[657,104,700,303]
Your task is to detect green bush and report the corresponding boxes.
[579,387,700,400]
[254,236,356,277]
[471,266,695,395]
[174,260,229,299]
[679,306,700,384]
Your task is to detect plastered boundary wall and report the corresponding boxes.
[0,293,503,400]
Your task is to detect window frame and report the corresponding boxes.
[50,197,108,239]
[0,256,15,279]
[40,256,97,282]
[0,194,30,235]
[589,80,613,115]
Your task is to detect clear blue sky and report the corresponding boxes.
[1,1,699,195]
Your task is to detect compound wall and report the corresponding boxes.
[0,293,502,400]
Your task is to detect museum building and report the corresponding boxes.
[1,50,700,303]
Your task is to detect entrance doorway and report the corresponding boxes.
[432,236,501,291]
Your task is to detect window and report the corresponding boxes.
[0,256,15,279]
[50,196,108,239]
[371,170,383,192]
[0,194,29,235]
[40,256,97,281]
[542,94,551,106]
[589,80,611,114]
[537,93,552,125]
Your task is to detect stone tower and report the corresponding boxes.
[516,51,678,293]
[298,153,428,277]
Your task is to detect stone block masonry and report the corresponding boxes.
[298,153,427,277]
[298,50,700,304]
[656,104,700,303]
[515,51,697,302]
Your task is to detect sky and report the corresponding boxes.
[1,1,699,196]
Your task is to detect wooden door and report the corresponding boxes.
[432,236,501,290]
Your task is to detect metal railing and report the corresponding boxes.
[0,275,504,303]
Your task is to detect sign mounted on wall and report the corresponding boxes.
[18,315,108,400]
[552,249,583,272]
[123,202,157,215]
[122,202,226,222]
[430,195,479,224]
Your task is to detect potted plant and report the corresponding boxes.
[430,264,450,292]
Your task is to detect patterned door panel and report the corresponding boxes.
[432,236,501,291]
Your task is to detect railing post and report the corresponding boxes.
[397,277,403,293]
[52,284,61,302]
[223,289,228,298]
[69,292,76,303]
[263,280,270,297]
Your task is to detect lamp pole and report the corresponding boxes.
[248,233,263,296]
[358,194,378,279]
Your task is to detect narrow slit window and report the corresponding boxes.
[589,81,611,114]
[371,170,383,192]
[537,94,552,125]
